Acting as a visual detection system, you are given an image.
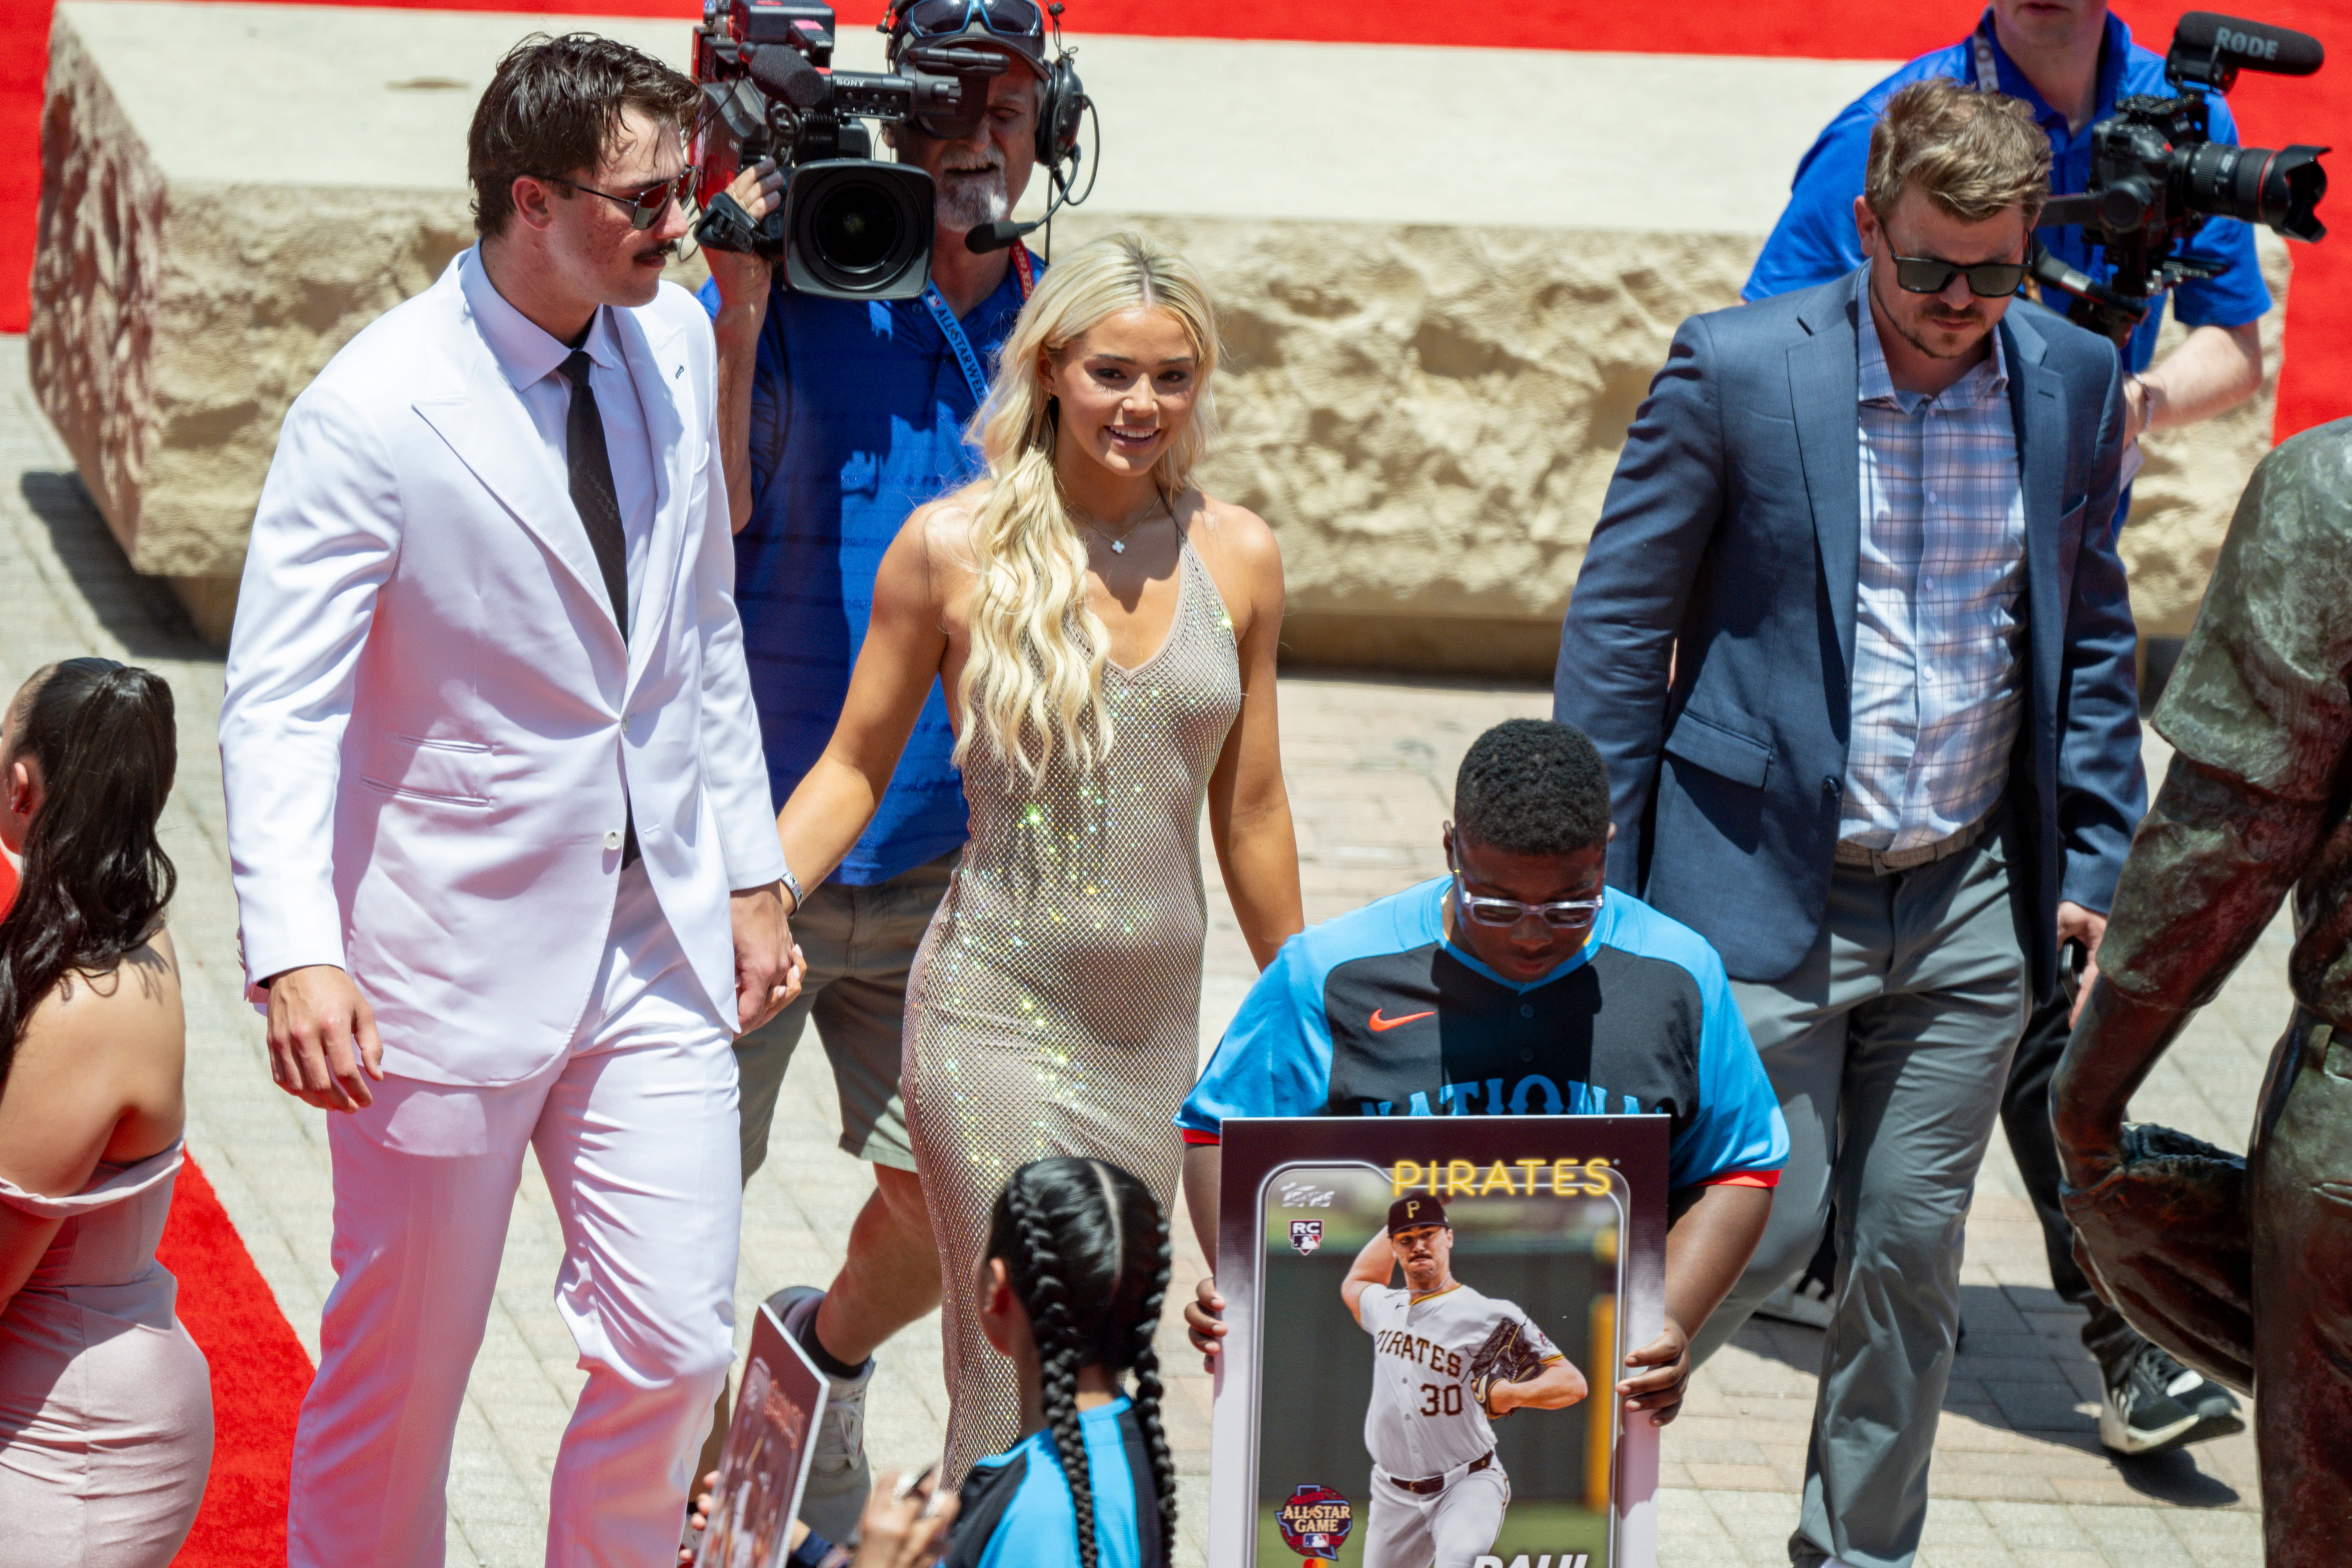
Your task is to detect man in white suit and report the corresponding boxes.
[218,35,797,1566]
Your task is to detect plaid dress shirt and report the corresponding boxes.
[1840,266,2028,852]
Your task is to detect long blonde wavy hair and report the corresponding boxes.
[951,233,1222,782]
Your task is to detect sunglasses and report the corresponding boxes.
[1889,254,2028,298]
[540,170,695,230]
[1444,827,1604,931]
[896,0,1046,46]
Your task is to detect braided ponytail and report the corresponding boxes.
[1008,1170,1102,1568]
[985,1158,1180,1568]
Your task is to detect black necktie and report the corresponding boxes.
[560,349,631,642]
[560,347,639,866]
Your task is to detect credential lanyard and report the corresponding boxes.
[922,241,1036,409]
[1972,28,2000,92]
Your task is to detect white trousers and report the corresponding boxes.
[1361,1461,1513,1568]
[287,864,742,1568]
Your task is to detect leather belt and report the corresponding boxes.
[1833,811,1994,876]
[1391,1451,1492,1496]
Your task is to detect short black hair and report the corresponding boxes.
[467,33,699,239]
[1453,719,1611,857]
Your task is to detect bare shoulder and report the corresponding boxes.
[1184,491,1283,576]
[0,932,186,1190]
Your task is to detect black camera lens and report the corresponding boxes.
[2179,141,2330,242]
[783,160,938,299]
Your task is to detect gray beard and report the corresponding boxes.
[937,168,1011,232]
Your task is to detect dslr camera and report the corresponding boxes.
[2032,10,2328,346]
[690,0,1007,299]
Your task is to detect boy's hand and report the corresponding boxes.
[1184,1274,1227,1371]
[1617,1313,1694,1427]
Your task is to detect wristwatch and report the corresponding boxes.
[779,861,806,915]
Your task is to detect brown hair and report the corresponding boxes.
[466,33,699,239]
[1866,79,2053,229]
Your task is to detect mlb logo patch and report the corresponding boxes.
[1289,1219,1324,1255]
[1276,1483,1353,1559]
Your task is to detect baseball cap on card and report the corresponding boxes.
[1387,1195,1448,1237]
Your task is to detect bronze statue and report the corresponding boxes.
[2054,417,2352,1565]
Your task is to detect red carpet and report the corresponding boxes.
[155,1153,314,1566]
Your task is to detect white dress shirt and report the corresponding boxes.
[1840,265,2029,852]
[460,258,655,627]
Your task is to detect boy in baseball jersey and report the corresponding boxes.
[1183,721,1787,1427]
[1347,1196,1585,1568]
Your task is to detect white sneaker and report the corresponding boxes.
[1753,1274,1835,1331]
[769,1286,874,1544]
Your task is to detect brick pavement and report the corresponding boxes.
[0,334,2288,1565]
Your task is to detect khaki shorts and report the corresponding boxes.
[733,851,956,1180]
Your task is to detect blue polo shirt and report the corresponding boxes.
[1178,878,1789,1193]
[698,263,1033,884]
[1745,10,2271,376]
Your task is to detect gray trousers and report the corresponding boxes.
[1688,825,2029,1568]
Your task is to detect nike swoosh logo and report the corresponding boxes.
[1368,1009,1436,1033]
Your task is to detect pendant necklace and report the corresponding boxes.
[1071,492,1170,554]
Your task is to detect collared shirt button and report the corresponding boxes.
[1519,1048,1534,1063]
[604,830,623,851]
[1519,1003,1535,1019]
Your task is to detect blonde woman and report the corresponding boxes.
[773,234,1302,1475]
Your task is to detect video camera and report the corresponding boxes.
[2031,11,2328,347]
[689,0,1007,299]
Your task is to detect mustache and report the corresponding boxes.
[638,238,679,262]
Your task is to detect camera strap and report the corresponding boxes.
[923,241,1037,409]
[1971,29,2000,92]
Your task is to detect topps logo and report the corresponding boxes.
[1277,1182,1335,1209]
[1473,1556,1591,1568]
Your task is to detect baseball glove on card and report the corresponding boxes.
[1466,1319,1546,1416]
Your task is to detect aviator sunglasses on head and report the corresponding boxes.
[895,0,1047,50]
[539,170,696,230]
[1444,823,1604,931]
[1889,253,2029,298]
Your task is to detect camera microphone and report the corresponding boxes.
[2172,12,2325,77]
[746,44,829,109]
[966,218,1047,254]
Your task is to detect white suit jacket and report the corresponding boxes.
[220,248,787,1086]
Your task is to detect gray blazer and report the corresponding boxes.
[1553,268,2145,999]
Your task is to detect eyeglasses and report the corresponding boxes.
[1443,829,1604,931]
[1889,254,2029,298]
[539,170,695,230]
[894,0,1046,49]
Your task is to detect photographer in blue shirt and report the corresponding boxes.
[1743,0,2259,1460]
[695,0,1063,1535]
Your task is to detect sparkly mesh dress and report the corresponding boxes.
[906,536,1240,1479]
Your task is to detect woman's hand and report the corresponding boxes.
[850,1469,959,1568]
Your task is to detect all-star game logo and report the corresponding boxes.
[1289,1219,1324,1255]
[1276,1483,1353,1559]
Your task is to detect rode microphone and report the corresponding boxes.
[2169,12,2325,90]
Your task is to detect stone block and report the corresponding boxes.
[30,3,2291,664]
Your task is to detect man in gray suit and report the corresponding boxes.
[1554,80,2142,1568]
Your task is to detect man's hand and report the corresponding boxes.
[1616,1313,1694,1427]
[265,964,384,1112]
[2056,901,2108,1026]
[1184,1273,1228,1372]
[707,159,783,314]
[732,881,800,1034]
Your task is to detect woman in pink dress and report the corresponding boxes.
[0,657,210,1566]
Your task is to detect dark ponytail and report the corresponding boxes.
[0,659,178,1088]
[985,1158,1178,1568]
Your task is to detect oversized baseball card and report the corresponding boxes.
[1210,1117,1669,1568]
[698,1301,826,1568]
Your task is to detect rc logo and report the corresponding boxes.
[1276,1484,1354,1559]
[1290,1219,1324,1255]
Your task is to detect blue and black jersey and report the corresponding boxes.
[1178,878,1788,1192]
[942,1397,1164,1568]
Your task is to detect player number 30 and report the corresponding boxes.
[1418,1382,1465,1417]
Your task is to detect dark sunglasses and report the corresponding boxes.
[1890,254,2029,298]
[1444,825,1604,931]
[540,170,694,230]
[897,0,1046,46]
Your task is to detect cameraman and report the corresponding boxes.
[694,0,1059,1537]
[1740,0,2260,1460]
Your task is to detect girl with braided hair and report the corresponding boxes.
[944,1156,1177,1568]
